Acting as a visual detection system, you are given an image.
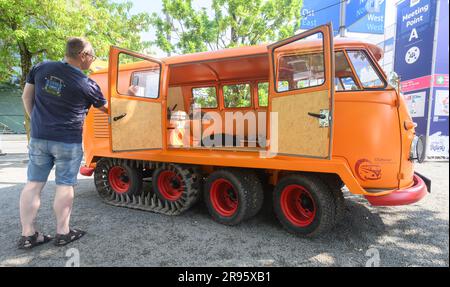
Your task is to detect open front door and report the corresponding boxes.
[267,23,335,158]
[108,46,168,152]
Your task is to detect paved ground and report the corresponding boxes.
[0,135,448,267]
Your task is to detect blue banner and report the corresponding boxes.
[346,0,386,34]
[394,0,437,81]
[434,0,449,75]
[300,0,340,32]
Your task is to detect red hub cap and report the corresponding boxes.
[280,184,316,227]
[157,170,184,201]
[108,166,130,194]
[210,179,238,217]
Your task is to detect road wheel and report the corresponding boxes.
[152,163,201,209]
[273,174,336,237]
[320,174,346,224]
[95,158,143,196]
[204,169,263,225]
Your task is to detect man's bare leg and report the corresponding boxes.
[20,181,46,236]
[54,185,74,235]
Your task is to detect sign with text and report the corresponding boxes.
[300,0,340,32]
[346,0,386,34]
[434,0,449,75]
[394,0,437,81]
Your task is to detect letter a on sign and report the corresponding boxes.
[409,28,419,41]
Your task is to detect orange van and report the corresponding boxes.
[81,24,430,236]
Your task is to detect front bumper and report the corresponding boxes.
[364,172,430,206]
[80,166,95,176]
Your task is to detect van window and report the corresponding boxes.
[223,83,251,108]
[118,53,161,99]
[347,50,384,88]
[258,82,269,107]
[277,51,325,92]
[258,81,295,102]
[335,51,359,91]
[192,87,218,108]
[129,70,160,99]
[278,81,289,92]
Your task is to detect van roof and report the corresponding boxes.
[92,39,382,75]
[163,39,383,66]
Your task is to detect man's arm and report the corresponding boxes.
[97,104,108,114]
[22,83,35,117]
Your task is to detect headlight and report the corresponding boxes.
[410,135,426,163]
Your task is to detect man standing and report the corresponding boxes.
[18,37,108,249]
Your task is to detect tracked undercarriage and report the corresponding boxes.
[94,158,202,216]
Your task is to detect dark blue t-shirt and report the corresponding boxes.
[26,61,107,143]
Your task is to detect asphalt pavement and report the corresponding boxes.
[0,135,448,267]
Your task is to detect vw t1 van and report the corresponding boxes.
[80,24,430,236]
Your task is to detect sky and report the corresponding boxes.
[118,0,399,57]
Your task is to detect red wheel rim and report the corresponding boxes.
[280,184,316,227]
[157,170,184,201]
[210,179,238,217]
[108,166,130,194]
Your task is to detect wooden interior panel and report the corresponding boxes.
[111,97,162,151]
[271,90,330,157]
[168,87,185,112]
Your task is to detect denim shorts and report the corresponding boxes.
[27,137,83,186]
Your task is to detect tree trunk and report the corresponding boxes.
[18,40,32,142]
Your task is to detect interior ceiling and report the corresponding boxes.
[169,54,269,86]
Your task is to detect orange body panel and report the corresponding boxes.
[82,38,418,198]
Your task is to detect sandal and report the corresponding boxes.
[54,229,86,246]
[18,232,53,250]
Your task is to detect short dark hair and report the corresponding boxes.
[65,37,92,59]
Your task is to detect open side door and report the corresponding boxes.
[267,23,335,158]
[108,46,168,152]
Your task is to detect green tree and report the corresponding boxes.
[151,0,303,55]
[0,0,151,137]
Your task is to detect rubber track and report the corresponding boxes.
[94,158,201,216]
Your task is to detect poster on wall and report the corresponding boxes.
[404,91,427,118]
[428,88,449,159]
[434,89,449,117]
[403,90,430,136]
[428,0,449,159]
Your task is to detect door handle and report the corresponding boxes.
[307,112,326,119]
[113,113,127,121]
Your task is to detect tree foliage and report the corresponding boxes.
[0,0,151,138]
[151,0,303,55]
[0,0,151,87]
